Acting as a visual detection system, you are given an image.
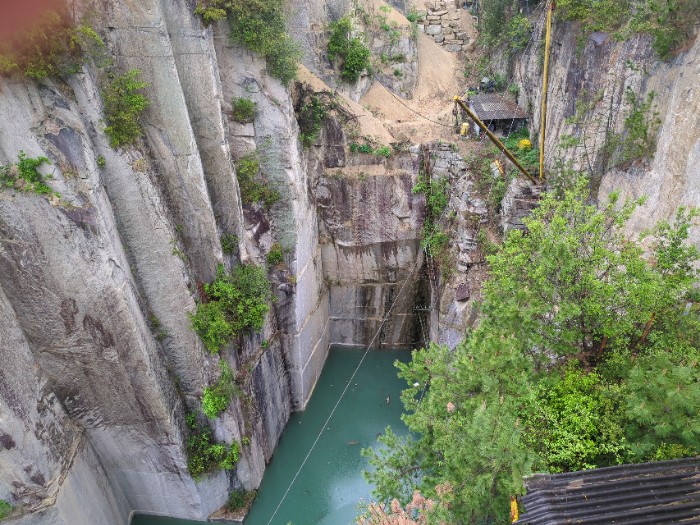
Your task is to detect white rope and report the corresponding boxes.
[264,256,423,525]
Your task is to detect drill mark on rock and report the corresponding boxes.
[0,432,16,450]
[82,315,115,349]
[60,298,78,335]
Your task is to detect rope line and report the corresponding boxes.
[265,256,423,525]
[383,87,454,129]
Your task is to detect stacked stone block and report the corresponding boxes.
[421,0,471,52]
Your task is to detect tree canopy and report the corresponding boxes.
[363,179,700,524]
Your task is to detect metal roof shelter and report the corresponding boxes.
[469,93,528,121]
[515,457,700,524]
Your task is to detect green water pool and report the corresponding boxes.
[132,347,411,525]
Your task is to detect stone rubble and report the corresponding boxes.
[420,0,473,52]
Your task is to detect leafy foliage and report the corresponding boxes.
[221,233,239,255]
[0,500,14,520]
[328,16,371,83]
[349,142,393,157]
[194,2,228,24]
[202,361,241,418]
[102,69,149,148]
[557,0,631,33]
[190,301,232,354]
[235,154,280,207]
[227,489,257,512]
[266,243,284,266]
[297,95,328,147]
[185,412,240,478]
[364,178,700,523]
[412,173,451,269]
[479,0,533,55]
[0,8,105,79]
[504,128,539,172]
[231,97,257,123]
[194,0,301,85]
[191,264,272,353]
[522,365,627,472]
[0,152,59,197]
[558,0,700,59]
[618,89,661,165]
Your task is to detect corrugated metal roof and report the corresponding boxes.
[469,93,528,121]
[516,457,700,524]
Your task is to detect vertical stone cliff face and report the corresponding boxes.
[514,13,700,240]
[0,1,427,522]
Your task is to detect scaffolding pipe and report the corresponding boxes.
[539,0,555,181]
[453,96,538,185]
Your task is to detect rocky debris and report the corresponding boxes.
[422,1,471,52]
[500,178,542,232]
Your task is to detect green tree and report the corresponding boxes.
[327,16,371,83]
[364,178,700,524]
[190,264,273,353]
[102,69,149,148]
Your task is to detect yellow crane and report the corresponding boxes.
[539,0,555,181]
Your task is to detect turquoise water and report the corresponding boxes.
[244,347,410,525]
[131,347,410,525]
[131,517,215,525]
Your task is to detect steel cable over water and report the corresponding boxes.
[264,255,423,525]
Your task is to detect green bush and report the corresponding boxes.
[202,361,240,418]
[504,128,539,171]
[235,154,280,207]
[191,264,272,353]
[190,301,233,354]
[349,142,392,157]
[0,500,13,520]
[221,233,239,255]
[523,365,627,472]
[619,89,661,164]
[102,69,149,148]
[266,243,284,266]
[504,14,532,56]
[297,95,328,147]
[342,38,372,82]
[193,0,301,84]
[227,490,257,512]
[231,97,257,123]
[265,34,303,87]
[328,16,371,83]
[0,151,59,197]
[229,0,301,85]
[413,174,452,271]
[374,145,392,158]
[557,0,630,33]
[406,9,425,24]
[186,412,240,478]
[328,16,353,62]
[194,1,228,25]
